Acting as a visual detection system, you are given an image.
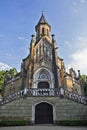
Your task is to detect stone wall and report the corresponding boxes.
[0,96,87,124]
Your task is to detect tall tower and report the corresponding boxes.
[34,13,52,65]
[33,13,59,89]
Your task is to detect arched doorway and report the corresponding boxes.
[35,102,53,124]
[38,82,49,89]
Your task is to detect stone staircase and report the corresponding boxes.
[0,87,87,106]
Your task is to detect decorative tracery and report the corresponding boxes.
[38,70,50,80]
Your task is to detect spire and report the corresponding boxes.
[38,12,48,24]
[36,12,51,28]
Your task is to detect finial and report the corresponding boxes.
[51,34,55,38]
[78,70,81,78]
[51,34,55,42]
[31,34,35,38]
[41,11,44,15]
[31,34,35,42]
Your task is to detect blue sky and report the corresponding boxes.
[0,0,87,74]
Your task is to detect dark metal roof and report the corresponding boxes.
[38,12,48,24]
[36,13,50,28]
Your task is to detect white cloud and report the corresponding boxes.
[18,36,29,41]
[80,0,85,4]
[0,62,12,71]
[72,0,86,14]
[73,0,85,5]
[64,41,72,48]
[5,53,12,57]
[18,36,25,40]
[68,37,87,74]
[70,49,87,73]
[65,64,72,73]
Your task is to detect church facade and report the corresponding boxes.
[3,13,82,97]
[0,13,87,125]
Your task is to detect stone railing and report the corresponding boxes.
[0,87,87,106]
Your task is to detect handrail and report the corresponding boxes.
[0,87,87,106]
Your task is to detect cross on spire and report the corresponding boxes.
[41,11,44,15]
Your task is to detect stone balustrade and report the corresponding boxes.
[0,87,87,106]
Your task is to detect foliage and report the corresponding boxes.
[81,75,87,82]
[0,70,5,95]
[58,120,87,126]
[81,75,87,96]
[0,120,28,126]
[8,68,18,79]
[0,120,87,126]
[0,68,18,96]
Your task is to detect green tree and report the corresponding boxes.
[81,75,87,96]
[0,68,18,96]
[8,68,18,79]
[0,70,5,96]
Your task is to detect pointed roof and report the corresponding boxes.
[38,12,48,24]
[36,13,51,28]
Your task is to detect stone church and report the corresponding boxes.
[3,13,81,97]
[0,13,87,125]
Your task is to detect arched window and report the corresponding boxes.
[37,29,39,36]
[39,45,41,56]
[47,29,49,36]
[44,46,46,54]
[42,28,44,35]
[47,50,50,57]
[36,48,38,61]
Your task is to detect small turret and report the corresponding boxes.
[69,68,76,78]
[30,35,35,60]
[78,70,81,79]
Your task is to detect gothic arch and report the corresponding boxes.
[32,101,56,124]
[33,67,54,88]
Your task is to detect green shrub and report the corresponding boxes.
[0,120,28,126]
[58,120,87,126]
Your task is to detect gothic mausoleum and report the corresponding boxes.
[0,13,87,125]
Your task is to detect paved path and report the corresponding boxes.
[0,126,87,130]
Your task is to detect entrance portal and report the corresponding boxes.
[38,82,49,89]
[35,102,53,124]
